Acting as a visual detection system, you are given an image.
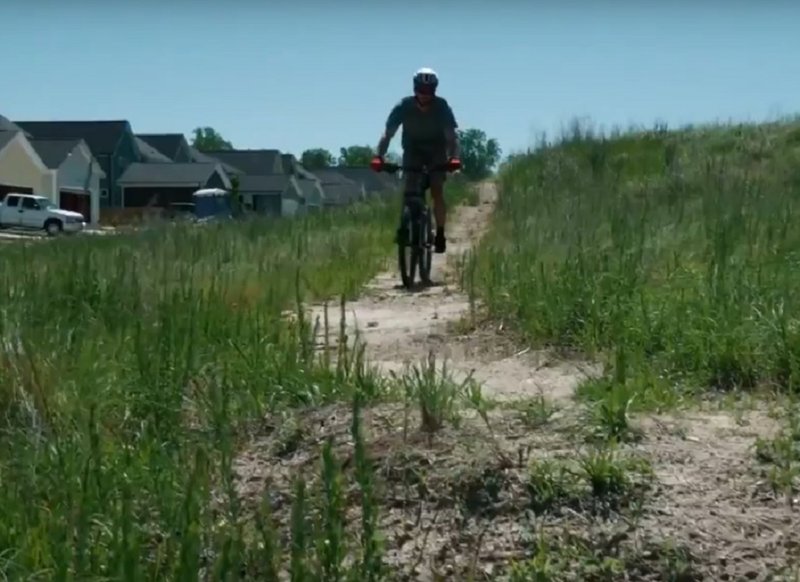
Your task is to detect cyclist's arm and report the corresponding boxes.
[442,100,460,159]
[377,101,403,157]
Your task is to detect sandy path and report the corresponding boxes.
[310,181,596,402]
[237,181,799,580]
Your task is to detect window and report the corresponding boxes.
[5,196,19,207]
[21,198,41,210]
[100,189,108,199]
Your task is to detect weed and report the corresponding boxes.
[579,378,643,443]
[527,457,581,514]
[513,392,558,429]
[395,353,468,434]
[754,407,800,498]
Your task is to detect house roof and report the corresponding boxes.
[189,147,245,175]
[29,138,83,168]
[313,170,363,205]
[334,166,400,193]
[14,120,130,155]
[204,149,282,175]
[0,115,31,138]
[136,133,186,160]
[312,168,359,186]
[118,162,224,185]
[134,136,173,163]
[0,130,18,154]
[281,153,295,173]
[238,174,290,193]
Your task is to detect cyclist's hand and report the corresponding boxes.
[370,156,384,172]
[447,157,462,172]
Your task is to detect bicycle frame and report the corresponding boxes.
[374,161,457,288]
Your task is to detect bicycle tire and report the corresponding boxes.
[418,207,433,284]
[397,208,416,288]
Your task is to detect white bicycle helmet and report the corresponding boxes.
[413,67,439,94]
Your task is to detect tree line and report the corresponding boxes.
[191,126,502,181]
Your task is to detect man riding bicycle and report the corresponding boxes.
[370,67,461,253]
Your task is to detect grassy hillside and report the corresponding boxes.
[0,199,404,579]
[467,119,800,407]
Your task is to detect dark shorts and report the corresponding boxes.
[402,143,447,194]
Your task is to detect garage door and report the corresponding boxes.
[60,190,91,222]
[0,184,34,198]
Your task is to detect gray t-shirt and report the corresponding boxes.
[385,96,458,149]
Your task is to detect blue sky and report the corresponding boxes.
[3,1,800,158]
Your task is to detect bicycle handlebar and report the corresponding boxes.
[375,161,457,174]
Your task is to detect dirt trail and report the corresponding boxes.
[234,182,799,581]
[311,181,595,402]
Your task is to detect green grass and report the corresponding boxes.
[0,199,400,579]
[0,174,477,579]
[467,117,800,407]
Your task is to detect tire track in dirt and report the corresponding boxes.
[310,181,597,402]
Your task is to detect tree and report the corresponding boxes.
[457,128,502,180]
[300,148,336,169]
[385,151,401,164]
[191,126,233,152]
[338,145,376,167]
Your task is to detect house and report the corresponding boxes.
[0,130,56,199]
[117,162,231,208]
[296,178,325,212]
[136,134,195,163]
[334,166,401,198]
[14,120,139,208]
[188,147,245,178]
[29,138,106,224]
[0,115,32,137]
[280,153,324,210]
[204,149,283,175]
[134,136,174,163]
[238,174,306,217]
[312,169,366,207]
[202,149,306,216]
[237,175,286,217]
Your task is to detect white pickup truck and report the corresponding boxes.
[0,193,85,236]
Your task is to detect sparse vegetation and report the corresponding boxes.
[393,353,471,434]
[754,404,800,498]
[512,392,559,428]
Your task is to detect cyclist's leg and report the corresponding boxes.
[397,147,423,242]
[428,146,448,253]
[402,146,425,212]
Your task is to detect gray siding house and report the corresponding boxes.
[29,138,105,224]
[136,133,195,163]
[15,120,140,208]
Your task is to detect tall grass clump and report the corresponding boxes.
[468,118,800,405]
[0,199,397,579]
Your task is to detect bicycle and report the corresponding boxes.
[373,161,457,289]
